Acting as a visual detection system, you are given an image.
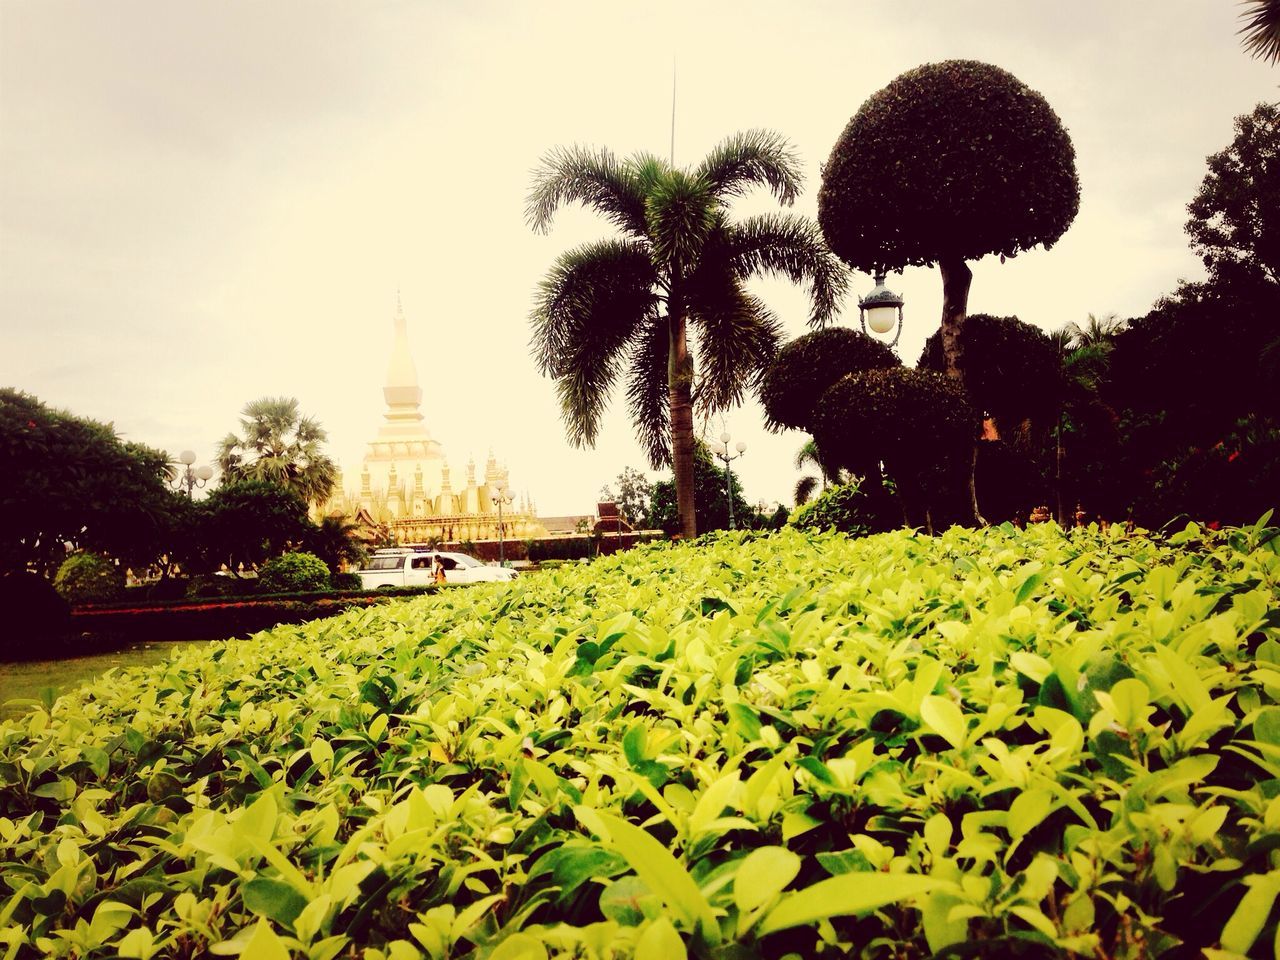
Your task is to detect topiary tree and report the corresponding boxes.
[811,368,978,530]
[257,551,331,594]
[0,571,71,662]
[53,551,124,604]
[818,60,1079,385]
[918,313,1063,437]
[759,327,901,433]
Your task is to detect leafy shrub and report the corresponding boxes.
[759,327,899,432]
[528,536,595,562]
[257,551,330,593]
[330,571,362,591]
[145,577,189,601]
[185,573,256,599]
[52,551,124,604]
[0,571,71,661]
[4,523,1280,957]
[787,479,898,536]
[918,313,1063,429]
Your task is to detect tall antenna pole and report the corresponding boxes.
[670,57,677,166]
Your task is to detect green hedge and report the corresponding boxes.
[2,522,1279,958]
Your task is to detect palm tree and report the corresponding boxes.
[1240,0,1280,65]
[216,397,338,507]
[527,131,848,539]
[793,438,843,505]
[1065,312,1124,350]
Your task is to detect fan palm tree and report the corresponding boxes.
[1240,0,1280,65]
[216,397,338,507]
[527,131,848,539]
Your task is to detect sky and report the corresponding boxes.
[1,1,1275,518]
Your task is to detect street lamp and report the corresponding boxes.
[491,480,514,566]
[171,450,214,498]
[858,271,905,348]
[709,432,747,529]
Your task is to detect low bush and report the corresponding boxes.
[787,478,900,535]
[3,522,1279,957]
[257,550,330,593]
[330,571,362,591]
[52,551,124,604]
[185,573,257,599]
[0,571,71,661]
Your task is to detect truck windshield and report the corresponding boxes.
[366,557,402,571]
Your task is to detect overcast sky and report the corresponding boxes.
[1,2,1275,517]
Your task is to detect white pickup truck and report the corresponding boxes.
[355,550,518,590]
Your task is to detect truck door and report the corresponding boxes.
[407,555,434,586]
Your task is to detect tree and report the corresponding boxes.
[646,441,753,536]
[1239,0,1280,65]
[917,314,1063,437]
[0,389,181,574]
[811,368,977,531]
[818,60,1079,385]
[216,397,338,507]
[187,479,314,574]
[759,327,899,433]
[305,515,368,573]
[527,131,848,539]
[600,467,654,528]
[1186,102,1280,284]
[793,439,843,506]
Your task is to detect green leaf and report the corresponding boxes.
[1015,571,1045,606]
[1221,871,1280,954]
[575,807,718,940]
[241,918,291,960]
[759,872,942,934]
[241,877,309,925]
[733,847,800,913]
[920,695,967,750]
[635,916,686,960]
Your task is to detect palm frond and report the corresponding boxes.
[718,213,850,326]
[529,239,659,448]
[645,170,717,270]
[695,129,803,206]
[794,475,819,506]
[526,145,649,237]
[1240,0,1280,64]
[689,279,782,415]
[625,317,672,469]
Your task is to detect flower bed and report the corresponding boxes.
[1,522,1278,958]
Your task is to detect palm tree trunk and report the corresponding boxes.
[668,309,697,540]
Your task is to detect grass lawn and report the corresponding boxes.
[0,639,205,718]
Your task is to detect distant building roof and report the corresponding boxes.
[540,515,593,535]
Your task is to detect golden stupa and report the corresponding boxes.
[324,297,546,545]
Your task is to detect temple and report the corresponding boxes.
[322,297,546,545]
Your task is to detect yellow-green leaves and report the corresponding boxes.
[758,872,943,934]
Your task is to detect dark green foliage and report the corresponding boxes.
[1187,101,1279,283]
[257,551,330,594]
[188,480,314,574]
[759,327,900,432]
[0,389,182,575]
[1238,1,1280,64]
[818,60,1079,271]
[600,467,654,527]
[646,442,754,534]
[331,572,362,591]
[304,515,367,574]
[527,537,596,562]
[918,314,1062,430]
[0,572,71,661]
[974,440,1052,524]
[53,551,124,604]
[787,479,899,536]
[811,368,978,527]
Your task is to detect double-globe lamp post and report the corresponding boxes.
[172,450,214,498]
[709,432,746,529]
[491,480,514,567]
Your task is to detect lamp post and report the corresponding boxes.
[858,271,906,348]
[491,480,514,566]
[709,432,746,529]
[171,450,214,498]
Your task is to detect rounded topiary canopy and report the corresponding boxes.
[810,367,977,476]
[818,60,1080,271]
[759,326,900,433]
[917,314,1062,427]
